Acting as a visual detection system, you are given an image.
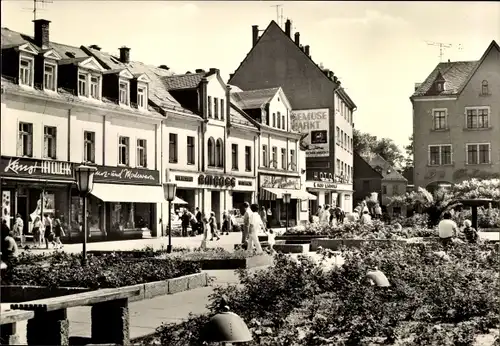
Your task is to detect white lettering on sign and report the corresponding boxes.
[94,168,155,181]
[290,108,329,158]
[4,157,72,176]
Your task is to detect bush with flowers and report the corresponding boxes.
[142,241,499,345]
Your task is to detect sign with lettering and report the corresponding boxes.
[0,156,74,181]
[260,174,300,190]
[290,108,329,158]
[198,175,234,188]
[175,175,194,182]
[0,156,160,185]
[313,182,338,189]
[238,180,253,186]
[93,166,159,185]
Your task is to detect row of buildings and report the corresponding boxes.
[0,18,356,239]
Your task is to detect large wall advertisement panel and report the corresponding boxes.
[290,108,329,158]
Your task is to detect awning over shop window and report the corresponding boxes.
[91,183,165,203]
[260,188,318,201]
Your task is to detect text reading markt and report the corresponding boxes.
[291,110,328,132]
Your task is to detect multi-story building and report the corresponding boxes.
[411,40,500,191]
[228,19,356,213]
[230,87,312,227]
[0,20,173,240]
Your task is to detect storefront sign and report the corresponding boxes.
[313,172,334,181]
[260,174,300,190]
[93,166,159,185]
[313,182,338,189]
[175,175,194,182]
[238,180,253,186]
[0,156,74,180]
[198,175,235,188]
[290,108,329,158]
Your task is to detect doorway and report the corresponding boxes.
[17,195,28,236]
[211,191,221,227]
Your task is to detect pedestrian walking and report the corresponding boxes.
[259,206,267,231]
[438,212,458,249]
[242,202,251,247]
[247,204,264,254]
[200,213,209,250]
[43,214,56,249]
[195,207,202,235]
[221,211,232,235]
[181,210,190,237]
[53,218,65,249]
[32,216,43,248]
[13,214,25,247]
[209,212,221,241]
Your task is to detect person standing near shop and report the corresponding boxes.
[247,204,264,254]
[13,214,25,247]
[242,202,251,247]
[181,210,190,237]
[195,207,203,235]
[53,218,65,250]
[209,211,221,241]
[43,214,53,249]
[259,206,267,232]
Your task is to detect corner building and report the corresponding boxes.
[228,19,356,213]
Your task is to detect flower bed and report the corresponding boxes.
[4,251,201,289]
[140,242,500,345]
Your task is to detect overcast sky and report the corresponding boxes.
[2,1,499,150]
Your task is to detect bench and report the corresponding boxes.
[9,286,141,345]
[0,310,35,345]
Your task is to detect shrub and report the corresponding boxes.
[6,253,201,289]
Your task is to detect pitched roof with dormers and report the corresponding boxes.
[229,103,260,130]
[230,87,280,110]
[362,153,407,182]
[412,40,499,98]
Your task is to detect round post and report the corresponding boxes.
[82,196,88,266]
[167,200,172,253]
[285,204,289,233]
[471,205,478,231]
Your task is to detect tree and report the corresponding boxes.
[353,130,404,168]
[403,134,414,168]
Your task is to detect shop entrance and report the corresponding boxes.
[232,192,252,212]
[176,188,196,210]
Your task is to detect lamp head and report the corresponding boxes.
[74,164,97,196]
[163,182,177,202]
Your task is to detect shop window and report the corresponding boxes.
[136,139,147,168]
[169,133,178,163]
[118,136,129,166]
[109,202,151,231]
[43,126,57,159]
[245,146,251,171]
[18,122,33,157]
[231,143,238,170]
[216,138,224,168]
[84,131,95,163]
[208,137,215,166]
[187,136,195,165]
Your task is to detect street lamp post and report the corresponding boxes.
[283,192,291,234]
[163,182,177,253]
[74,164,97,266]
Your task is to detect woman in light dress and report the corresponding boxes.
[200,213,209,250]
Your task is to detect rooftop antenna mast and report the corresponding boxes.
[271,4,283,27]
[23,0,52,21]
[426,41,454,62]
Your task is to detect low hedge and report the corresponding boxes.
[141,242,499,345]
[3,251,201,289]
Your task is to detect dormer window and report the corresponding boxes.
[90,76,100,99]
[119,80,129,105]
[137,86,146,109]
[436,82,444,92]
[19,57,34,86]
[78,72,101,99]
[44,63,56,91]
[78,73,88,97]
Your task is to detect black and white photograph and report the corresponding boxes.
[0,1,499,345]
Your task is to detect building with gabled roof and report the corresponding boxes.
[228,19,356,213]
[411,40,500,192]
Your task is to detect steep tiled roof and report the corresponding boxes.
[229,103,259,129]
[163,73,205,90]
[412,60,478,97]
[230,87,280,110]
[363,154,407,182]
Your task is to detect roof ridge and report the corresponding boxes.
[165,72,205,79]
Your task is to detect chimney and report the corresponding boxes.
[305,45,310,56]
[323,68,330,76]
[333,76,338,83]
[195,69,206,73]
[414,82,422,91]
[33,19,50,49]
[285,19,291,37]
[89,44,101,51]
[252,25,259,47]
[294,32,300,45]
[209,68,219,74]
[328,71,334,80]
[229,73,234,80]
[119,46,130,64]
[158,65,170,70]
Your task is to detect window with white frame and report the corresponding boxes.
[208,96,212,118]
[290,149,296,170]
[78,73,88,97]
[187,136,195,165]
[271,146,277,168]
[90,75,100,99]
[208,137,215,166]
[83,131,95,163]
[262,145,268,167]
[44,63,56,91]
[136,139,147,167]
[281,148,287,169]
[245,146,251,171]
[19,57,33,86]
[169,133,178,163]
[231,144,238,170]
[429,144,452,165]
[220,99,225,120]
[137,86,146,109]
[272,113,276,127]
[281,114,286,130]
[466,107,489,129]
[277,112,281,128]
[336,127,340,145]
[481,80,489,95]
[432,109,447,130]
[17,122,33,157]
[216,138,224,168]
[336,159,341,175]
[467,143,490,165]
[214,97,219,119]
[43,126,57,159]
[119,81,129,105]
[118,136,130,166]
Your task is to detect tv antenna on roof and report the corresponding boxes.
[271,4,284,28]
[426,41,462,62]
[23,0,52,21]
